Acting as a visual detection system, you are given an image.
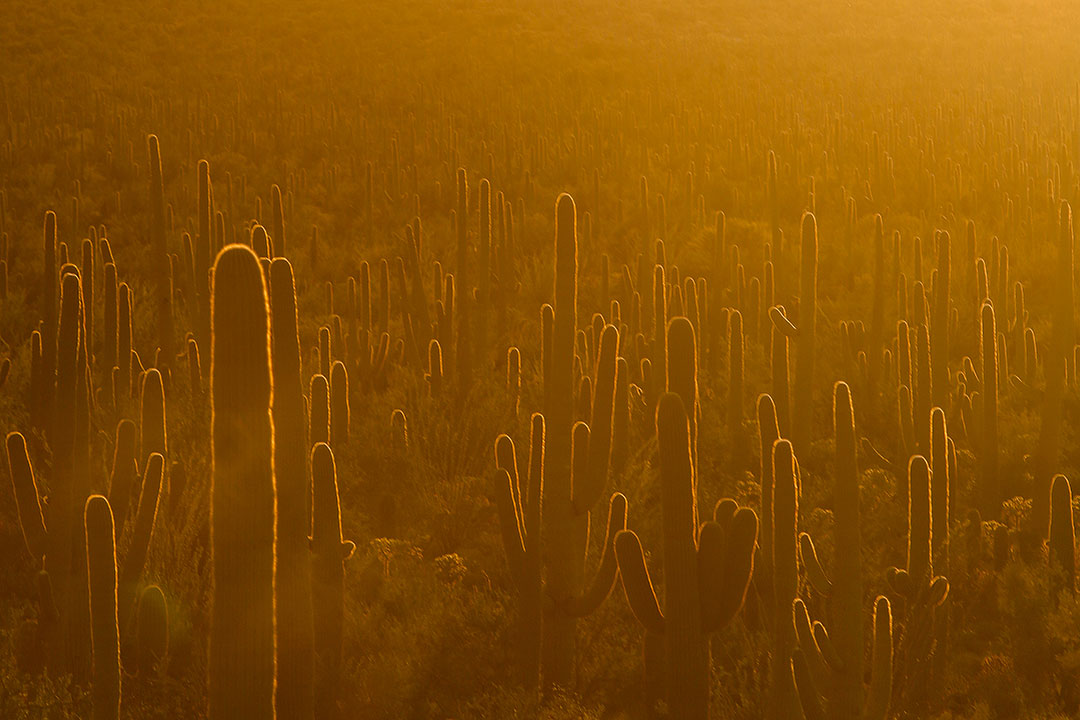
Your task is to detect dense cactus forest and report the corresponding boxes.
[2,0,1080,717]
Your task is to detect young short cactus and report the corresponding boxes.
[615,393,757,719]
[1048,474,1075,593]
[209,244,276,720]
[136,585,169,676]
[792,382,893,720]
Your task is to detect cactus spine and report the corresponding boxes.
[209,244,276,720]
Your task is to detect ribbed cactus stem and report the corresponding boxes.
[85,495,120,720]
[118,452,162,635]
[7,431,46,562]
[772,438,800,719]
[1033,201,1074,536]
[107,420,138,532]
[309,374,330,447]
[147,135,174,369]
[310,442,354,720]
[209,244,276,720]
[543,193,579,685]
[979,301,999,517]
[1048,474,1075,592]
[140,369,167,466]
[329,361,349,448]
[269,258,315,719]
[493,414,545,689]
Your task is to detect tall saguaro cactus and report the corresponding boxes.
[310,442,354,720]
[85,495,120,720]
[209,244,276,720]
[1034,202,1075,536]
[147,135,174,370]
[792,382,893,720]
[770,212,817,457]
[270,258,315,719]
[615,393,757,719]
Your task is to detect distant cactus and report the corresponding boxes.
[310,374,330,447]
[209,244,276,720]
[771,212,817,457]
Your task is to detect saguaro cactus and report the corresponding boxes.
[147,135,174,370]
[1048,474,1075,593]
[310,442,354,720]
[1034,202,1075,536]
[493,414,547,689]
[209,244,276,720]
[615,393,757,720]
[792,382,893,720]
[770,212,817,457]
[270,258,316,719]
[136,585,169,676]
[85,495,120,720]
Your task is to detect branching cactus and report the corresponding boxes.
[615,393,757,720]
[85,495,120,720]
[886,455,949,715]
[209,244,276,720]
[770,212,817,457]
[269,258,316,719]
[310,442,355,720]
[792,382,893,720]
[493,414,547,689]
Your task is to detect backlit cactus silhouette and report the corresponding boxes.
[209,244,276,720]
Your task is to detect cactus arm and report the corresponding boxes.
[563,493,627,617]
[85,495,120,720]
[770,306,800,338]
[862,596,893,720]
[493,468,527,590]
[614,530,665,635]
[700,508,758,633]
[799,532,833,597]
[793,598,832,692]
[928,576,950,606]
[886,567,911,596]
[118,453,163,632]
[494,434,525,539]
[6,431,46,562]
[576,325,618,514]
[792,649,827,720]
[812,622,842,671]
